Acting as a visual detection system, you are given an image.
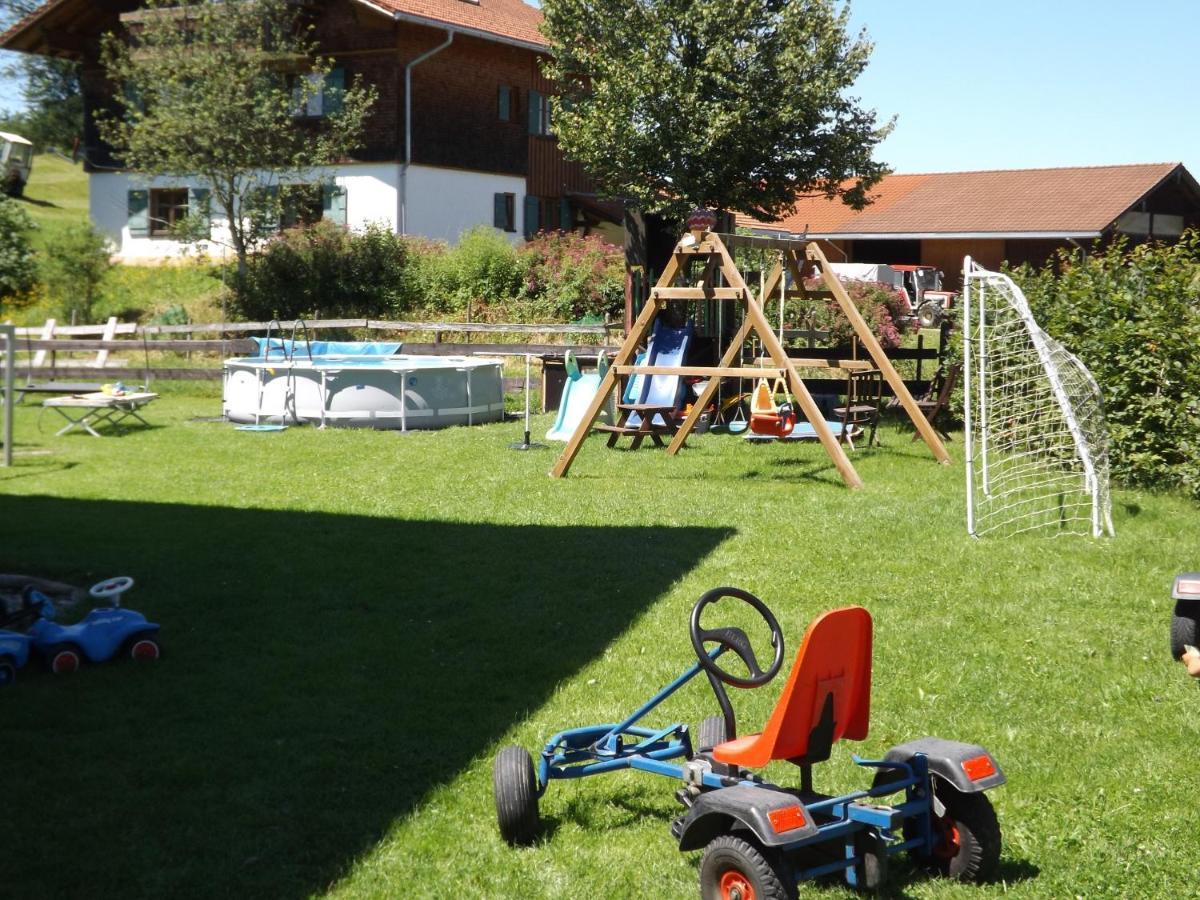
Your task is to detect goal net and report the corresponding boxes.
[963,260,1114,538]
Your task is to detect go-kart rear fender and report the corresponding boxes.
[674,784,818,850]
[884,738,1005,793]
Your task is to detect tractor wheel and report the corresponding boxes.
[493,746,540,846]
[697,714,730,753]
[917,301,942,329]
[700,834,794,900]
[128,636,162,662]
[47,644,82,675]
[0,659,15,686]
[926,783,1001,883]
[1170,608,1198,661]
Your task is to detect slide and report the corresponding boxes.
[625,320,693,429]
[546,351,615,441]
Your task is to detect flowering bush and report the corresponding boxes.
[792,277,909,349]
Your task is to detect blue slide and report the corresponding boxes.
[625,320,693,428]
[546,351,615,441]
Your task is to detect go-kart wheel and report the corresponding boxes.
[1170,609,1198,661]
[690,587,785,689]
[493,746,540,846]
[697,714,730,754]
[926,783,1001,883]
[48,645,82,675]
[0,660,15,687]
[128,637,161,662]
[699,834,795,900]
[853,828,889,891]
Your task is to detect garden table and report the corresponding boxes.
[42,391,159,437]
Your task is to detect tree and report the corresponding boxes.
[98,0,376,276]
[1,1,83,150]
[0,194,36,302]
[539,0,891,221]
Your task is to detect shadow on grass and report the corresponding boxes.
[0,494,732,899]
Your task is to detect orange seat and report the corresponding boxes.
[713,606,872,769]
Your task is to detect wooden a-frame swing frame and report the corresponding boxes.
[549,227,950,487]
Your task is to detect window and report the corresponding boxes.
[527,89,552,136]
[494,192,515,232]
[149,188,189,237]
[293,67,345,119]
[280,184,324,229]
[498,85,519,122]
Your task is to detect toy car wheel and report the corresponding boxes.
[697,715,729,753]
[128,637,161,662]
[853,828,889,891]
[48,645,82,675]
[493,746,540,846]
[1170,609,1198,661]
[700,834,794,900]
[927,783,1001,883]
[0,660,15,686]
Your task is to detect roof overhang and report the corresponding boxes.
[350,0,547,53]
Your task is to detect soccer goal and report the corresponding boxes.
[962,260,1114,538]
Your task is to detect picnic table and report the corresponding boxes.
[42,391,159,437]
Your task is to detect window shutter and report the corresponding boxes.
[322,183,348,226]
[528,89,541,134]
[189,187,211,236]
[323,67,344,116]
[559,196,572,232]
[128,189,149,237]
[493,193,508,230]
[523,195,540,239]
[497,85,510,122]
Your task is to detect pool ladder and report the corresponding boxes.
[256,319,315,426]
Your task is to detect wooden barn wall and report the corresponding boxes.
[527,55,592,197]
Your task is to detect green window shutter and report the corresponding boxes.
[323,67,345,116]
[528,89,541,134]
[188,187,211,236]
[523,195,540,239]
[322,183,348,226]
[498,85,510,122]
[559,196,572,232]
[493,193,508,230]
[128,189,149,237]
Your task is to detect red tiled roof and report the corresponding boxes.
[360,0,545,48]
[738,163,1184,237]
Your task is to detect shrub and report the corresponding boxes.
[41,223,113,323]
[517,231,624,322]
[233,220,408,321]
[0,196,37,303]
[1010,234,1200,499]
[793,277,909,350]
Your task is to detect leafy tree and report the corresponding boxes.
[98,0,376,276]
[0,194,36,302]
[539,0,891,220]
[0,1,82,150]
[42,223,113,323]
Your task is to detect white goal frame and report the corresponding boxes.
[963,259,1114,538]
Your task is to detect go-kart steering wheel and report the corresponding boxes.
[90,576,134,601]
[689,586,784,689]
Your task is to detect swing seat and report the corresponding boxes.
[748,378,795,437]
[713,606,872,769]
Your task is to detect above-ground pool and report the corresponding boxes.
[223,341,505,429]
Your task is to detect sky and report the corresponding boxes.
[1,0,1198,178]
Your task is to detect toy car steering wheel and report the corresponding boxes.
[89,576,134,601]
[689,586,785,688]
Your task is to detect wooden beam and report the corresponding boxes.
[613,365,786,379]
[651,286,745,300]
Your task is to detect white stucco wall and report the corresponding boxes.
[90,162,525,261]
[402,165,526,245]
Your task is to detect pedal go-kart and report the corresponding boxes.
[1170,573,1200,662]
[493,587,1005,896]
[29,576,161,674]
[0,628,32,686]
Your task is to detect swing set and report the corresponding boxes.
[549,213,949,488]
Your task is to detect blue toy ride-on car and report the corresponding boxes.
[493,587,1005,897]
[0,628,32,686]
[29,576,161,674]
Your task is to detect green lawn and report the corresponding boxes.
[1,392,1197,898]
